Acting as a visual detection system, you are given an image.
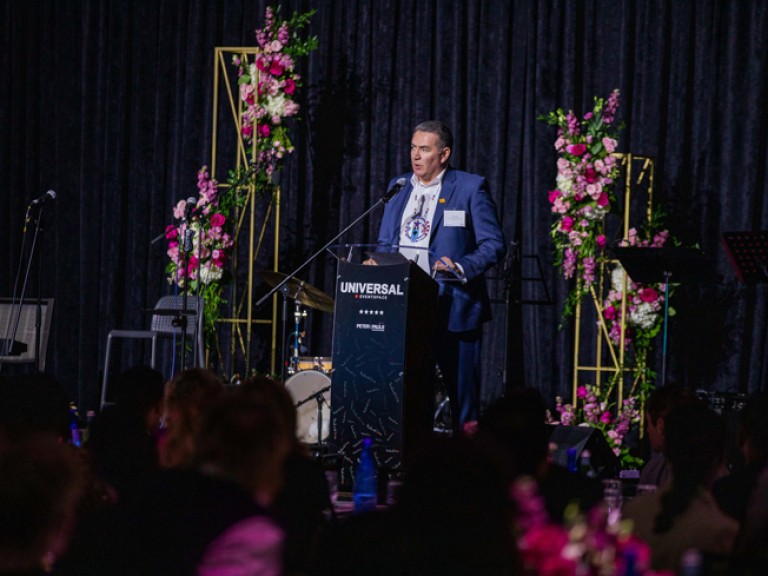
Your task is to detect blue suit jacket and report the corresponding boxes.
[377,168,505,332]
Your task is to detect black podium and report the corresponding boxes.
[330,260,438,489]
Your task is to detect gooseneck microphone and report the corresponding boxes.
[30,190,57,206]
[382,178,407,203]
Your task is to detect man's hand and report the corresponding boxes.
[432,256,457,273]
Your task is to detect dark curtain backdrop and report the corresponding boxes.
[2,0,767,412]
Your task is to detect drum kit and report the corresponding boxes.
[260,270,335,446]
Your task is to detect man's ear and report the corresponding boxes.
[440,146,451,164]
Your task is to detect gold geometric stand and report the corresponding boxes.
[208,47,280,376]
[572,154,655,408]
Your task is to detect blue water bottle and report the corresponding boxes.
[353,437,377,513]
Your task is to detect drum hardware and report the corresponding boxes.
[259,269,334,383]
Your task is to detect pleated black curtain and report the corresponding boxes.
[1,0,767,412]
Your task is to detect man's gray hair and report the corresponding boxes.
[413,120,453,151]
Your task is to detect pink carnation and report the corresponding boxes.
[210,213,226,227]
[566,143,587,156]
[561,216,574,232]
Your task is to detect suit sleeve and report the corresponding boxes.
[455,179,505,281]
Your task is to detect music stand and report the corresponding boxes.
[609,246,716,387]
[721,231,768,284]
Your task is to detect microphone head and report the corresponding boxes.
[186,196,197,206]
[383,178,408,203]
[47,190,57,200]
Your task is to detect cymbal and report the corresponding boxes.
[259,270,334,312]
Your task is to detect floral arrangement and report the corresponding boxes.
[165,167,233,339]
[602,227,672,357]
[540,89,623,316]
[512,477,664,576]
[549,384,644,469]
[232,5,317,191]
[165,6,316,345]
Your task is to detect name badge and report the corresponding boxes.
[444,210,465,227]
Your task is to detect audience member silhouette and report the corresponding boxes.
[107,388,292,575]
[55,367,167,575]
[623,401,739,572]
[240,375,333,576]
[637,384,697,488]
[158,367,225,469]
[732,463,768,574]
[713,391,768,522]
[477,389,602,522]
[0,438,84,576]
[87,365,166,502]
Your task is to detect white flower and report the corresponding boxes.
[630,302,657,329]
[200,264,223,285]
[264,93,287,118]
[556,173,574,196]
[611,265,626,292]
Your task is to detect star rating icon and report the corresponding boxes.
[358,309,384,316]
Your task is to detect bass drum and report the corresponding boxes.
[285,370,331,444]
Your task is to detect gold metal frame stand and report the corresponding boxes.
[571,154,655,408]
[209,47,280,377]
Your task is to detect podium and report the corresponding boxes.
[330,261,438,489]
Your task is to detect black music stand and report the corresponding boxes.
[721,231,768,284]
[609,246,716,387]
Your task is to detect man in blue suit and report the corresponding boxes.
[374,120,505,430]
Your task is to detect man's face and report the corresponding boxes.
[410,130,450,184]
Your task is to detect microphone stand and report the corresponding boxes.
[148,163,261,371]
[295,384,331,448]
[178,217,193,372]
[255,183,405,374]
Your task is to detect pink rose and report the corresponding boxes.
[597,191,610,207]
[561,216,574,232]
[284,78,296,95]
[566,143,587,156]
[604,305,617,320]
[258,123,271,138]
[210,213,226,227]
[639,287,659,303]
[165,224,178,240]
[239,83,255,105]
[584,167,597,183]
[548,189,561,204]
[577,386,588,399]
[602,137,617,153]
[596,234,607,249]
[269,61,284,76]
[600,411,614,424]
